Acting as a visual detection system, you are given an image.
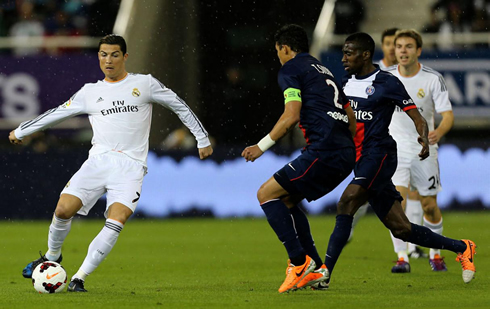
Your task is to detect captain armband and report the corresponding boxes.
[283,87,302,104]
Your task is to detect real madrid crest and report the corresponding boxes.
[417,88,425,99]
[132,88,141,97]
[365,85,375,96]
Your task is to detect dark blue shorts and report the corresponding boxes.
[274,147,355,202]
[351,150,402,219]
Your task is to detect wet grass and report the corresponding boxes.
[1,211,488,308]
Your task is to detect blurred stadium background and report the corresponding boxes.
[1,0,489,220]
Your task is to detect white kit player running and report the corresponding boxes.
[9,34,213,292]
[386,29,454,273]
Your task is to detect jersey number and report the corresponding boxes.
[428,175,440,190]
[326,79,343,109]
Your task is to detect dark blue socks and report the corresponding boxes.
[408,223,466,253]
[324,214,353,276]
[261,200,305,263]
[290,206,323,268]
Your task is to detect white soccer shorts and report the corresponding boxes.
[61,151,145,217]
[392,154,441,196]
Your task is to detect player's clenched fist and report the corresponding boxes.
[198,145,213,159]
[241,145,263,162]
[9,130,22,145]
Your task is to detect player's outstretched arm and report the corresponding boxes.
[198,145,213,160]
[8,130,22,145]
[405,108,429,160]
[242,100,301,162]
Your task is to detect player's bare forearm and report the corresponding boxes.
[241,101,301,163]
[429,110,454,145]
[406,108,429,160]
[269,100,301,141]
[269,113,299,141]
[8,130,22,145]
[241,114,296,162]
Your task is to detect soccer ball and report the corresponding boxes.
[31,261,67,294]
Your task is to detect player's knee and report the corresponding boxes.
[391,224,411,241]
[337,193,358,214]
[256,186,267,204]
[54,203,75,220]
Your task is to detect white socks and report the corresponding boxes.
[46,214,72,261]
[391,232,409,261]
[405,199,423,254]
[423,216,443,259]
[72,219,124,281]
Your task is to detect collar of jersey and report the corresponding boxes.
[104,73,129,84]
[354,67,380,80]
[397,63,422,79]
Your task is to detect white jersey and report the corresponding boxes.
[376,59,389,70]
[14,73,210,166]
[386,64,452,157]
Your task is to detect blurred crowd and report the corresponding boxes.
[422,0,490,34]
[422,0,490,49]
[0,0,120,56]
[333,0,489,49]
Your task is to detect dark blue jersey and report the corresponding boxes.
[342,68,416,161]
[278,53,354,151]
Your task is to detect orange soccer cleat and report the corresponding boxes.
[455,239,476,283]
[296,264,329,290]
[278,255,316,293]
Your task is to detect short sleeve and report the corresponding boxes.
[386,76,417,112]
[431,76,452,113]
[278,64,301,92]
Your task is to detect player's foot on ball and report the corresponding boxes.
[456,239,476,283]
[408,246,428,259]
[22,251,62,279]
[278,255,315,293]
[68,278,87,292]
[296,264,329,289]
[429,254,448,271]
[391,257,411,273]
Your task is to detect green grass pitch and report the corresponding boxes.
[1,211,488,308]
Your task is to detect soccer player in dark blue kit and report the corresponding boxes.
[320,32,476,289]
[241,24,356,293]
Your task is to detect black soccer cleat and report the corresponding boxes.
[22,251,62,278]
[68,278,88,292]
[391,258,411,273]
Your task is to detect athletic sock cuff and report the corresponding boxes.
[105,219,124,233]
[423,217,443,230]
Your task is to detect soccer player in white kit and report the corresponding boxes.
[9,34,213,291]
[385,29,454,273]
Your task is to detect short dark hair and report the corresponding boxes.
[381,28,399,43]
[99,34,127,54]
[274,24,309,53]
[345,32,375,59]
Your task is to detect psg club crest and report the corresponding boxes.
[365,85,375,96]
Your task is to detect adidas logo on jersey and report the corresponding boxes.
[96,97,104,103]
